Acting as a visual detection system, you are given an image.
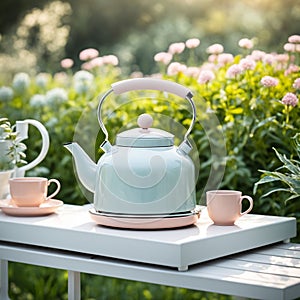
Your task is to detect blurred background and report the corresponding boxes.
[1,0,300,78]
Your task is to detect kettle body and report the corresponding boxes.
[94,144,196,215]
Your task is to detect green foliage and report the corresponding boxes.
[8,263,231,300]
[0,118,27,170]
[1,34,300,298]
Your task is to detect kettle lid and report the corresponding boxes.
[116,114,174,147]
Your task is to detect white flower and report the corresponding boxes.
[73,70,94,94]
[0,86,13,102]
[73,70,94,82]
[30,94,46,107]
[35,73,51,88]
[46,88,68,105]
[12,72,30,93]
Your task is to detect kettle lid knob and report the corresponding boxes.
[137,113,153,129]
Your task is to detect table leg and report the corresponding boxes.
[68,270,81,300]
[0,260,10,300]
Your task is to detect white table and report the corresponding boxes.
[0,204,299,299]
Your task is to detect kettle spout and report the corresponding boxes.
[64,142,97,193]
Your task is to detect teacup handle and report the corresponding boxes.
[239,195,253,216]
[46,179,61,200]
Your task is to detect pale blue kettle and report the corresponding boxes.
[64,78,197,215]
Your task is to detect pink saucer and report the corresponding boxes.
[0,198,63,217]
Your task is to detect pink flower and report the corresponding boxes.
[275,54,289,64]
[217,53,234,66]
[90,57,104,68]
[60,58,74,69]
[239,57,256,71]
[226,64,242,78]
[283,43,296,52]
[262,54,275,65]
[102,55,119,66]
[184,67,200,78]
[185,38,200,49]
[251,50,266,61]
[197,70,215,84]
[238,38,254,49]
[288,35,300,43]
[79,48,99,61]
[293,78,300,90]
[206,43,224,55]
[284,64,300,76]
[281,92,298,107]
[167,62,187,76]
[168,42,185,55]
[154,52,173,65]
[260,76,279,87]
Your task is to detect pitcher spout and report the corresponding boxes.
[64,142,96,193]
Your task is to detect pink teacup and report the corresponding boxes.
[9,177,61,207]
[206,190,253,226]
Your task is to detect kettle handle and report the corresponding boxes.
[97,78,196,147]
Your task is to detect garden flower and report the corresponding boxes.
[184,67,200,78]
[217,53,234,66]
[283,43,296,52]
[262,54,275,65]
[260,76,279,87]
[168,42,185,55]
[60,58,74,69]
[251,50,266,61]
[154,52,173,65]
[30,94,46,108]
[293,78,300,90]
[81,61,94,70]
[238,38,254,49]
[73,70,94,94]
[284,64,300,76]
[79,48,99,61]
[102,55,119,66]
[12,72,30,93]
[225,64,242,78]
[73,70,94,82]
[239,57,256,71]
[53,72,69,84]
[0,86,13,102]
[185,38,200,49]
[197,70,215,84]
[206,43,224,55]
[46,88,68,105]
[167,62,187,76]
[275,54,289,64]
[35,73,51,88]
[288,35,300,43]
[281,92,298,107]
[89,57,104,68]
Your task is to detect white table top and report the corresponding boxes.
[0,204,296,270]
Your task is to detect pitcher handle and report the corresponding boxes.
[16,119,49,176]
[97,78,196,150]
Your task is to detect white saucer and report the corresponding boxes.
[89,207,201,229]
[0,199,63,217]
